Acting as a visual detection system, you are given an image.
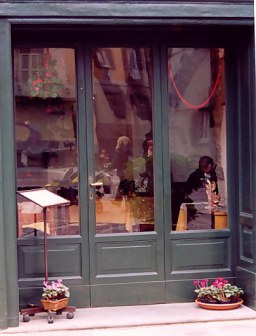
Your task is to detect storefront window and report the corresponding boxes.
[92,47,155,233]
[14,48,79,237]
[168,48,227,231]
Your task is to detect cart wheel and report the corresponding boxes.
[67,312,74,319]
[48,315,54,324]
[22,314,30,322]
[56,310,62,315]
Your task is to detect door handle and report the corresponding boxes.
[90,182,103,187]
[89,176,103,187]
[88,177,103,200]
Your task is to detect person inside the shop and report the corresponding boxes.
[186,156,218,198]
[140,138,154,196]
[108,135,133,201]
[185,155,220,229]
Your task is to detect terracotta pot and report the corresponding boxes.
[195,298,243,310]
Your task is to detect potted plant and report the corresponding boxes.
[194,277,244,310]
[41,279,70,311]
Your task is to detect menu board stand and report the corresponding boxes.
[17,188,76,323]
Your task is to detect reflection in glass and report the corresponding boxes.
[14,48,79,237]
[168,48,227,231]
[92,47,155,234]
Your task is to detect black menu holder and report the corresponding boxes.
[17,188,76,323]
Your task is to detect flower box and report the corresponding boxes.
[41,297,68,311]
[41,279,70,311]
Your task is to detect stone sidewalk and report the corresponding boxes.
[2,302,256,334]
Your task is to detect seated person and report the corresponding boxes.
[186,156,218,198]
[108,136,133,200]
[140,139,154,196]
[185,156,219,229]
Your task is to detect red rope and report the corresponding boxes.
[168,58,224,110]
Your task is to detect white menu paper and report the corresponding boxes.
[17,188,70,208]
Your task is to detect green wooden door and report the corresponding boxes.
[84,46,166,306]
[15,47,92,308]
[15,44,166,308]
[15,38,233,308]
[84,44,232,306]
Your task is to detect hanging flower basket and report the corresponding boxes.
[41,297,69,311]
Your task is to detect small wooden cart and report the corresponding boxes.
[17,188,76,324]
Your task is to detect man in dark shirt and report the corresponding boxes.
[185,156,218,230]
[186,156,218,199]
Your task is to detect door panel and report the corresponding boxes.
[90,47,155,239]
[92,47,154,234]
[14,47,90,308]
[165,47,231,303]
[14,45,165,308]
[168,48,228,232]
[88,47,165,306]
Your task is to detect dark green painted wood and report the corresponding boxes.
[171,237,230,271]
[19,285,90,308]
[236,268,256,309]
[0,53,8,329]
[160,45,172,284]
[9,18,256,311]
[17,46,92,310]
[5,0,254,3]
[236,33,256,269]
[0,2,253,20]
[18,243,82,278]
[91,282,165,307]
[152,46,165,248]
[224,45,241,286]
[10,19,254,27]
[94,238,160,282]
[66,285,91,308]
[162,39,234,289]
[166,280,197,303]
[0,19,19,328]
[225,28,256,308]
[85,44,166,307]
[76,45,91,286]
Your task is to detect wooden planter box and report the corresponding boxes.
[41,297,69,311]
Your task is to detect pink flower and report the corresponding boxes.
[200,281,206,287]
[32,78,43,84]
[216,277,223,282]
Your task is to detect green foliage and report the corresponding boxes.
[30,54,63,99]
[194,278,244,303]
[42,279,70,301]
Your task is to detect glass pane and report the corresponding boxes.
[168,48,227,231]
[92,47,154,234]
[21,71,29,83]
[31,54,40,68]
[21,54,29,69]
[14,48,79,237]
